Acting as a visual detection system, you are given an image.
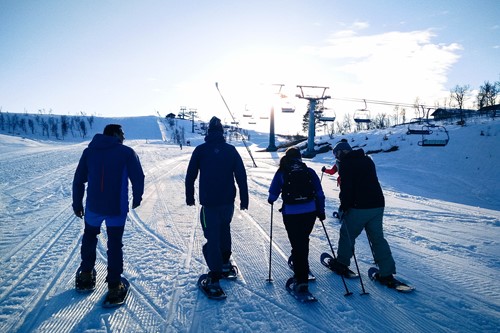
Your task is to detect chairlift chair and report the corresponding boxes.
[418,125,449,147]
[353,99,371,123]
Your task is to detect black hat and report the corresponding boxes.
[208,116,224,133]
[332,141,352,158]
[285,146,302,159]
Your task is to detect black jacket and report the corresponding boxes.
[338,149,384,211]
[185,131,249,208]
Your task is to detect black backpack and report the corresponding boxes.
[282,161,316,204]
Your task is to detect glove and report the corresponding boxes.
[321,166,326,172]
[240,204,248,211]
[317,212,326,221]
[74,209,84,219]
[267,198,274,205]
[132,200,141,209]
[186,197,195,206]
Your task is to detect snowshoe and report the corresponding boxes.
[75,268,96,293]
[197,274,227,300]
[221,263,238,280]
[103,277,130,308]
[285,277,317,303]
[288,256,316,281]
[320,252,358,278]
[368,267,415,293]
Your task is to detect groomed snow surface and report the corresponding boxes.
[0,115,498,332]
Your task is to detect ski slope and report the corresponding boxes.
[0,116,498,332]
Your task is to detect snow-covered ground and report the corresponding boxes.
[0,115,499,332]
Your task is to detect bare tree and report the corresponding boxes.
[450,84,471,109]
[477,80,499,108]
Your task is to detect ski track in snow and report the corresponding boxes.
[0,126,499,332]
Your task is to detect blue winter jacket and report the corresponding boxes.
[268,160,326,215]
[185,132,249,208]
[72,134,145,216]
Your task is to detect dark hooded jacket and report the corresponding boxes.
[338,149,384,211]
[72,134,145,216]
[185,131,249,208]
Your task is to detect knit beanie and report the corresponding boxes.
[208,116,224,133]
[332,141,352,157]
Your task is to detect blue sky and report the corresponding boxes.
[0,0,498,133]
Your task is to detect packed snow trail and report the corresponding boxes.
[0,135,498,332]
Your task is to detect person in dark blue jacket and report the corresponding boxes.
[268,147,326,296]
[72,124,144,297]
[185,116,249,293]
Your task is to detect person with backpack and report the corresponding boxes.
[327,141,398,287]
[185,116,249,299]
[267,147,326,297]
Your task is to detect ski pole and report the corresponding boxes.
[320,219,352,296]
[340,213,369,295]
[266,203,274,282]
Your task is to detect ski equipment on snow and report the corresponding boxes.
[320,252,359,279]
[197,274,227,300]
[222,264,238,280]
[285,277,317,303]
[368,267,415,293]
[75,268,96,293]
[282,162,316,204]
[102,277,130,308]
[288,256,316,281]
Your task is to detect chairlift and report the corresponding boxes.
[407,118,432,135]
[353,99,371,123]
[242,105,252,117]
[418,125,449,147]
[318,107,336,122]
[280,94,296,113]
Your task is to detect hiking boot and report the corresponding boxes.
[107,282,127,301]
[293,282,309,294]
[377,274,398,288]
[76,269,96,290]
[328,258,349,276]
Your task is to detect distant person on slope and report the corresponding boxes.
[327,141,398,286]
[185,116,249,297]
[72,124,145,299]
[267,147,326,297]
[321,138,349,187]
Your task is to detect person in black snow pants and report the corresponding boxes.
[185,116,249,292]
[72,124,145,298]
[328,140,398,286]
[267,147,326,296]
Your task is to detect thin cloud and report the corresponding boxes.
[302,29,463,103]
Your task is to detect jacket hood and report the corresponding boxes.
[88,133,121,150]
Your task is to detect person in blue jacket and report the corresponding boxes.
[268,147,326,295]
[72,124,144,298]
[185,116,249,292]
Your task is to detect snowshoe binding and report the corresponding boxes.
[288,256,316,281]
[285,277,317,303]
[368,267,415,293]
[198,274,226,300]
[221,263,238,280]
[75,268,96,293]
[103,277,130,308]
[320,252,358,279]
